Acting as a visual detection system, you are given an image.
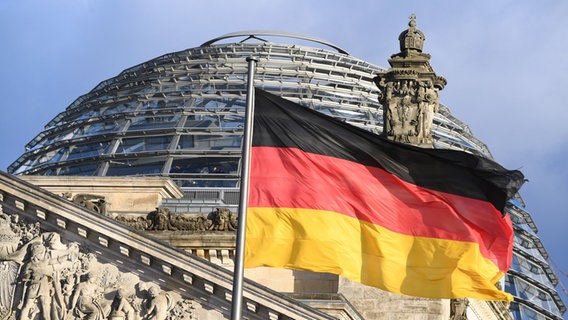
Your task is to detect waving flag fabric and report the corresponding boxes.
[245,89,524,301]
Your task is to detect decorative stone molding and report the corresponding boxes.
[114,207,237,232]
[470,299,514,320]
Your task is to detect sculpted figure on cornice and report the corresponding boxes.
[0,212,199,319]
[63,193,109,216]
[115,208,237,232]
[207,208,236,231]
[148,208,178,231]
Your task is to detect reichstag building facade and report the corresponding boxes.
[7,31,566,320]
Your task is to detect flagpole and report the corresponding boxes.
[230,56,258,320]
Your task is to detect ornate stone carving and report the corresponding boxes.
[64,193,109,216]
[145,286,172,320]
[69,272,112,319]
[450,298,469,320]
[0,213,21,312]
[374,15,446,147]
[115,208,237,232]
[207,208,236,231]
[109,288,137,320]
[399,13,425,54]
[0,212,41,319]
[0,212,199,319]
[19,233,80,319]
[148,208,177,231]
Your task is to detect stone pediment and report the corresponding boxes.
[0,171,335,320]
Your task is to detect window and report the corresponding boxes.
[57,163,98,176]
[170,157,238,174]
[115,136,172,153]
[67,142,110,160]
[176,135,241,150]
[128,115,181,131]
[84,120,125,136]
[106,158,165,176]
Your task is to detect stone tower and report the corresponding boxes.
[374,14,447,147]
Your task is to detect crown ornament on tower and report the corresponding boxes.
[374,15,447,147]
[399,14,425,54]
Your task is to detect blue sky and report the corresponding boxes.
[1,0,567,314]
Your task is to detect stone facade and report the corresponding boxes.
[339,277,446,320]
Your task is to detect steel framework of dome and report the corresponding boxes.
[7,31,566,320]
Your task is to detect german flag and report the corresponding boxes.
[245,89,524,301]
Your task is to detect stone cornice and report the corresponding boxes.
[19,175,184,199]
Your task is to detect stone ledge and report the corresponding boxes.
[19,175,184,213]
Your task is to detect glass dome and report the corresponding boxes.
[8,31,489,187]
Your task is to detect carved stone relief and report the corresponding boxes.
[207,208,236,231]
[0,211,199,319]
[449,298,469,320]
[63,193,109,216]
[115,208,237,232]
[375,71,442,146]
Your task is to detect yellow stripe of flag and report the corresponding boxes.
[245,207,512,301]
